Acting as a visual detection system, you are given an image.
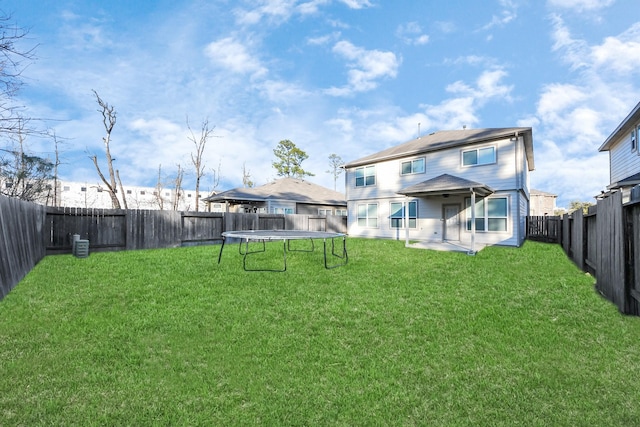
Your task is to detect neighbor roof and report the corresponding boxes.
[598,101,640,152]
[202,177,346,206]
[345,127,534,170]
[397,173,494,197]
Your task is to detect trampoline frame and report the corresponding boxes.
[217,230,348,272]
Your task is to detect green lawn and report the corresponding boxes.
[1,239,639,426]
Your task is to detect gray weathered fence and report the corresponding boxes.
[1,198,348,299]
[527,191,640,315]
[0,195,47,299]
[44,208,347,253]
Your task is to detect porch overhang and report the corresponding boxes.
[397,173,494,198]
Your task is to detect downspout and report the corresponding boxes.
[514,131,523,245]
[469,188,476,255]
[404,197,409,247]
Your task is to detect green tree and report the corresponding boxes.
[272,139,314,178]
[0,125,53,203]
[568,200,593,215]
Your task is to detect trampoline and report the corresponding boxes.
[217,230,348,272]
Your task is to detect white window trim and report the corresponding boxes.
[355,165,376,187]
[400,157,426,176]
[464,195,509,233]
[357,203,379,228]
[461,145,497,167]
[390,200,418,228]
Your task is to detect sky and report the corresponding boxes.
[4,0,640,208]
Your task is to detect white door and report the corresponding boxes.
[443,204,460,241]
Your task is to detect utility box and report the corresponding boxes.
[73,239,90,258]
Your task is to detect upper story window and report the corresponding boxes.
[462,146,496,167]
[632,128,637,151]
[401,158,425,175]
[355,165,376,187]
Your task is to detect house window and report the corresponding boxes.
[390,201,417,228]
[465,197,508,232]
[97,187,102,192]
[462,146,496,166]
[127,189,132,194]
[336,209,347,216]
[357,203,378,227]
[401,158,425,175]
[318,209,332,215]
[63,186,70,191]
[140,191,146,195]
[81,187,86,192]
[355,165,375,187]
[632,128,637,151]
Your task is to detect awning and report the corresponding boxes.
[397,173,494,197]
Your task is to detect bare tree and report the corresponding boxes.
[186,117,217,212]
[90,90,123,209]
[154,164,166,210]
[0,12,38,139]
[326,153,345,191]
[242,162,254,188]
[172,163,184,211]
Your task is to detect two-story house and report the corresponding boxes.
[344,127,534,250]
[598,101,640,202]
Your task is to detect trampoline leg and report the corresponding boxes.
[323,236,348,269]
[217,236,226,264]
[242,239,287,272]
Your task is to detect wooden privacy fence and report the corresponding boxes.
[0,197,348,299]
[0,196,46,300]
[45,208,348,254]
[527,191,640,315]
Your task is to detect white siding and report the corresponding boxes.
[345,136,529,246]
[609,130,640,183]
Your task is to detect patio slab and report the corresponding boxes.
[406,240,485,254]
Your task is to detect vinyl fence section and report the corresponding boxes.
[527,190,640,315]
[0,195,47,299]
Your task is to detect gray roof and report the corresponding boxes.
[599,101,640,152]
[345,127,534,170]
[398,173,494,197]
[203,177,346,206]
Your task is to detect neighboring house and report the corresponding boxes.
[202,177,347,215]
[30,180,208,211]
[344,127,534,248]
[529,189,557,216]
[598,101,640,203]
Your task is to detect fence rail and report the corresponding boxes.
[1,196,348,299]
[527,191,640,315]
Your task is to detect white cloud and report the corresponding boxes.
[590,22,640,75]
[396,22,430,45]
[338,0,373,9]
[326,40,400,96]
[547,0,614,12]
[204,37,268,77]
[233,0,297,26]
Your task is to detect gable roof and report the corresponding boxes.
[203,177,346,206]
[599,101,640,152]
[344,127,534,170]
[398,173,494,197]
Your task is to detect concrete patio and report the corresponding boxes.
[405,240,485,254]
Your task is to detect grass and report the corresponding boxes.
[1,238,639,426]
